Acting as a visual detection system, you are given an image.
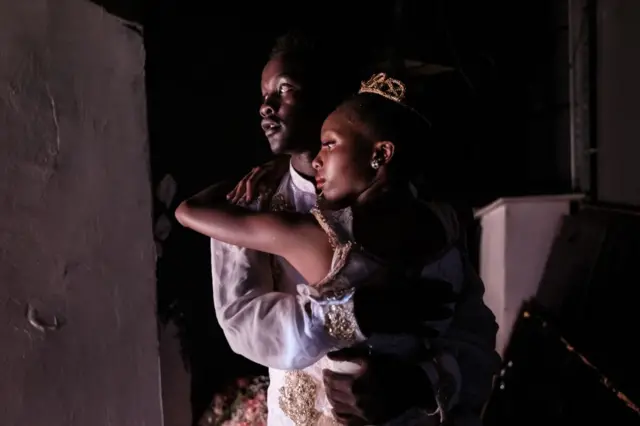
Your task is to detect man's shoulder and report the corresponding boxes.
[210,169,293,213]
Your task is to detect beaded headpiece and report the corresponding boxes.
[358,73,407,104]
[358,72,431,127]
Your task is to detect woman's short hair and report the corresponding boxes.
[341,92,432,179]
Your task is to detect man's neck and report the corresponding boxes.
[290,151,316,179]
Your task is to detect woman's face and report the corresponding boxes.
[312,105,378,209]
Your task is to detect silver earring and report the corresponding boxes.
[371,158,380,170]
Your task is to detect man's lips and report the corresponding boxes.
[261,119,282,137]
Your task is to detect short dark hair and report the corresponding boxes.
[269,29,319,61]
[269,29,367,111]
[341,93,432,179]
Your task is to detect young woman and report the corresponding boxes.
[176,74,469,425]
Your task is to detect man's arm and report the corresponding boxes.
[324,204,499,424]
[429,257,501,415]
[322,247,465,425]
[323,251,499,425]
[415,207,500,420]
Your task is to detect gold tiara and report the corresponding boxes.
[358,73,407,104]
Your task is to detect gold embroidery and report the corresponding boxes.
[313,241,362,344]
[279,371,321,426]
[313,242,353,289]
[270,193,292,212]
[324,302,361,343]
[271,190,345,426]
[308,208,363,343]
[310,207,340,249]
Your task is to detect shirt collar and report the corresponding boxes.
[289,161,317,195]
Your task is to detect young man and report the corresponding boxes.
[207,32,499,425]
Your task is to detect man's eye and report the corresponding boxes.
[279,84,293,94]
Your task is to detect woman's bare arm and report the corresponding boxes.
[175,195,333,284]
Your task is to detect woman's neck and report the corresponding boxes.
[353,180,414,212]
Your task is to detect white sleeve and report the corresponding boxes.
[211,238,350,370]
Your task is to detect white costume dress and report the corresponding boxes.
[211,163,500,426]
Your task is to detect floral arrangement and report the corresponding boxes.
[199,375,269,426]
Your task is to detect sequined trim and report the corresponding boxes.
[310,207,340,249]
[309,207,353,292]
[279,371,321,426]
[309,207,365,344]
[324,300,362,343]
[313,242,353,291]
[279,207,361,425]
[270,193,293,212]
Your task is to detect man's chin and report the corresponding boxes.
[267,133,289,155]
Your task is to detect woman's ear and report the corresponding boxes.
[372,141,395,166]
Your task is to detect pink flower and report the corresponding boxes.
[202,375,269,426]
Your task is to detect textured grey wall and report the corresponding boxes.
[0,1,162,425]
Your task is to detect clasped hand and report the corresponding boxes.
[226,156,290,204]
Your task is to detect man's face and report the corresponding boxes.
[259,54,319,155]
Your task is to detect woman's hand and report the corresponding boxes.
[226,156,290,204]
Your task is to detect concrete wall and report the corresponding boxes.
[0,1,162,425]
[476,195,580,354]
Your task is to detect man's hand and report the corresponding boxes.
[323,278,457,424]
[323,348,434,425]
[226,156,290,204]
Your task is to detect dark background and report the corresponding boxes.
[95,0,575,420]
[141,0,572,201]
[3,0,638,424]
[143,0,572,419]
